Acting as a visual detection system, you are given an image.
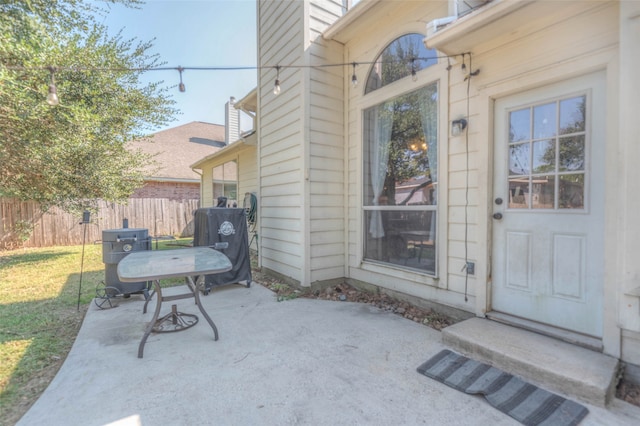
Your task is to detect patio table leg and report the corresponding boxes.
[142,288,156,314]
[138,280,163,358]
[187,276,219,341]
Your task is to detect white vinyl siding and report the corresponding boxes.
[307,11,345,282]
[196,145,257,209]
[253,0,640,366]
[238,149,258,200]
[258,0,305,281]
[442,2,619,304]
[258,0,344,284]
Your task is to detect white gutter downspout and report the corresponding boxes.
[426,16,457,37]
[426,0,460,36]
[427,0,472,37]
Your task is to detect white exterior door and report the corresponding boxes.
[491,72,605,337]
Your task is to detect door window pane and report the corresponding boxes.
[533,102,557,139]
[509,179,529,208]
[559,174,584,209]
[506,95,587,211]
[559,135,585,171]
[532,175,555,209]
[532,140,555,173]
[559,96,586,134]
[509,108,530,142]
[509,142,530,175]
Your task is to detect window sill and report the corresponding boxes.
[360,260,440,286]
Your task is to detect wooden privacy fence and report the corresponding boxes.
[0,198,200,250]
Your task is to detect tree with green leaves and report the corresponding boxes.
[378,38,436,206]
[0,0,177,214]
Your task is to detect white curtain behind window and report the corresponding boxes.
[418,86,438,240]
[369,101,393,238]
[418,86,438,184]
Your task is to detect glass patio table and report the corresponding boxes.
[117,247,232,358]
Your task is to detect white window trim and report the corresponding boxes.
[356,60,450,283]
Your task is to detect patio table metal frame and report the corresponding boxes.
[117,247,232,358]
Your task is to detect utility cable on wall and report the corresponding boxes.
[462,53,480,303]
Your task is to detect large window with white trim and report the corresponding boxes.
[362,34,438,275]
[212,160,237,206]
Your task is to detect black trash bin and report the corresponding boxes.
[193,207,252,294]
[102,228,152,297]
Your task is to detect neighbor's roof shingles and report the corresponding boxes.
[128,121,226,181]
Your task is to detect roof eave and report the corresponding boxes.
[424,0,534,55]
[323,0,381,43]
[191,133,257,170]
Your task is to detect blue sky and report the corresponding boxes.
[100,0,257,131]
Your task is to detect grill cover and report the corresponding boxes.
[193,208,252,292]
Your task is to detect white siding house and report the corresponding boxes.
[191,92,259,251]
[257,0,346,284]
[225,0,640,379]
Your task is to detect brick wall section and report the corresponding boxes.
[131,181,200,200]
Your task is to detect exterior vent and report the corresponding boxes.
[457,0,491,18]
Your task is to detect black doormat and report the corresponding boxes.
[417,349,589,426]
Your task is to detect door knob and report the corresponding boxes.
[493,212,503,220]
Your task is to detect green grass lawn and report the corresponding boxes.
[0,238,193,426]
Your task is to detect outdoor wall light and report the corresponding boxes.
[451,118,468,136]
[46,67,59,106]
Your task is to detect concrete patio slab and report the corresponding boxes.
[17,283,640,425]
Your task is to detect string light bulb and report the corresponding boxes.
[46,67,59,106]
[177,66,186,92]
[351,62,358,88]
[273,66,281,95]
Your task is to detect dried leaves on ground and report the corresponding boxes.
[616,378,640,407]
[255,273,454,331]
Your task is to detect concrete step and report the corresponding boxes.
[441,317,621,407]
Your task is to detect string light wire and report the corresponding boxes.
[2,53,471,101]
[3,53,468,77]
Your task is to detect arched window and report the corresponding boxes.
[365,33,437,94]
[362,33,440,276]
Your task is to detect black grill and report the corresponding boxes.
[102,227,151,296]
